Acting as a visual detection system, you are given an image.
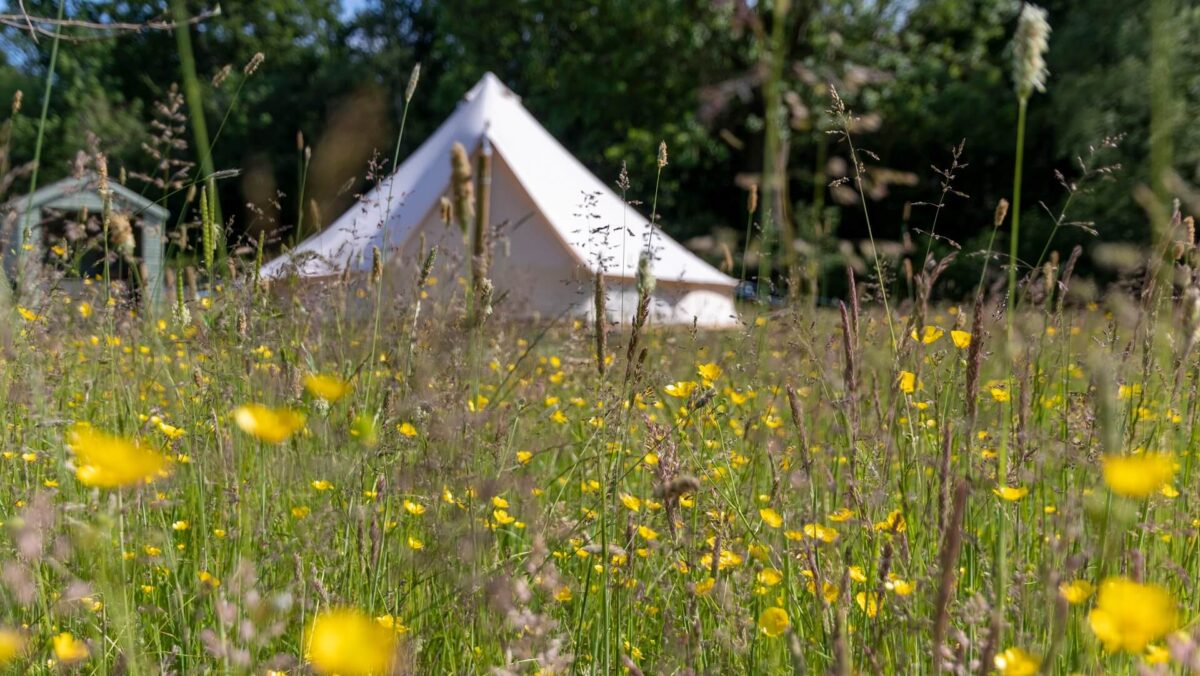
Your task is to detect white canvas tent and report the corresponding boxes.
[261,73,739,327]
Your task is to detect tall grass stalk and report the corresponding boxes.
[19,0,66,298]
[995,96,1028,651]
[364,65,419,401]
[171,0,218,222]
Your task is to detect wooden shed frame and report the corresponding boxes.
[4,172,168,303]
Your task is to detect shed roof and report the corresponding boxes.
[6,172,169,222]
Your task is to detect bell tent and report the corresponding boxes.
[261,73,739,328]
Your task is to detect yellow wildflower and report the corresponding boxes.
[52,632,89,665]
[855,591,881,617]
[664,381,697,398]
[913,325,944,344]
[1058,579,1094,605]
[759,507,783,528]
[67,423,169,488]
[803,523,838,543]
[828,508,854,522]
[873,509,906,533]
[1088,577,1177,654]
[993,485,1029,501]
[696,362,722,384]
[757,607,789,637]
[1102,452,1176,498]
[233,404,305,444]
[307,608,397,675]
[0,628,22,664]
[994,647,1040,676]
[758,568,784,586]
[303,373,351,402]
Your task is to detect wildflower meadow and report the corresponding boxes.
[0,0,1198,674]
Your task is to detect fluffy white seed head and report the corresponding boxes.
[1012,3,1051,100]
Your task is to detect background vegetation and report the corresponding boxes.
[1,0,1197,297]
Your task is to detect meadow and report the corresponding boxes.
[0,228,1194,675]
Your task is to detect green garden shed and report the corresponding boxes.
[4,172,168,303]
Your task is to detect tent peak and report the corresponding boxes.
[466,72,519,104]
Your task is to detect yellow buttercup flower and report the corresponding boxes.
[950,330,972,349]
[397,422,418,437]
[696,362,722,384]
[874,509,906,533]
[757,607,789,637]
[757,568,783,586]
[1088,577,1177,654]
[1102,452,1176,498]
[303,373,351,402]
[1058,579,1094,604]
[664,380,697,398]
[374,614,409,635]
[885,575,916,596]
[993,485,1029,501]
[0,628,23,664]
[855,591,881,617]
[67,423,169,489]
[637,525,658,541]
[1145,644,1170,664]
[699,549,743,571]
[804,578,840,604]
[828,507,854,522]
[306,608,397,675]
[759,507,783,528]
[52,632,89,665]
[233,404,305,444]
[994,647,1040,676]
[898,371,916,394]
[912,325,944,344]
[803,523,838,543]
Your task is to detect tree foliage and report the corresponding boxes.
[0,0,1194,292]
